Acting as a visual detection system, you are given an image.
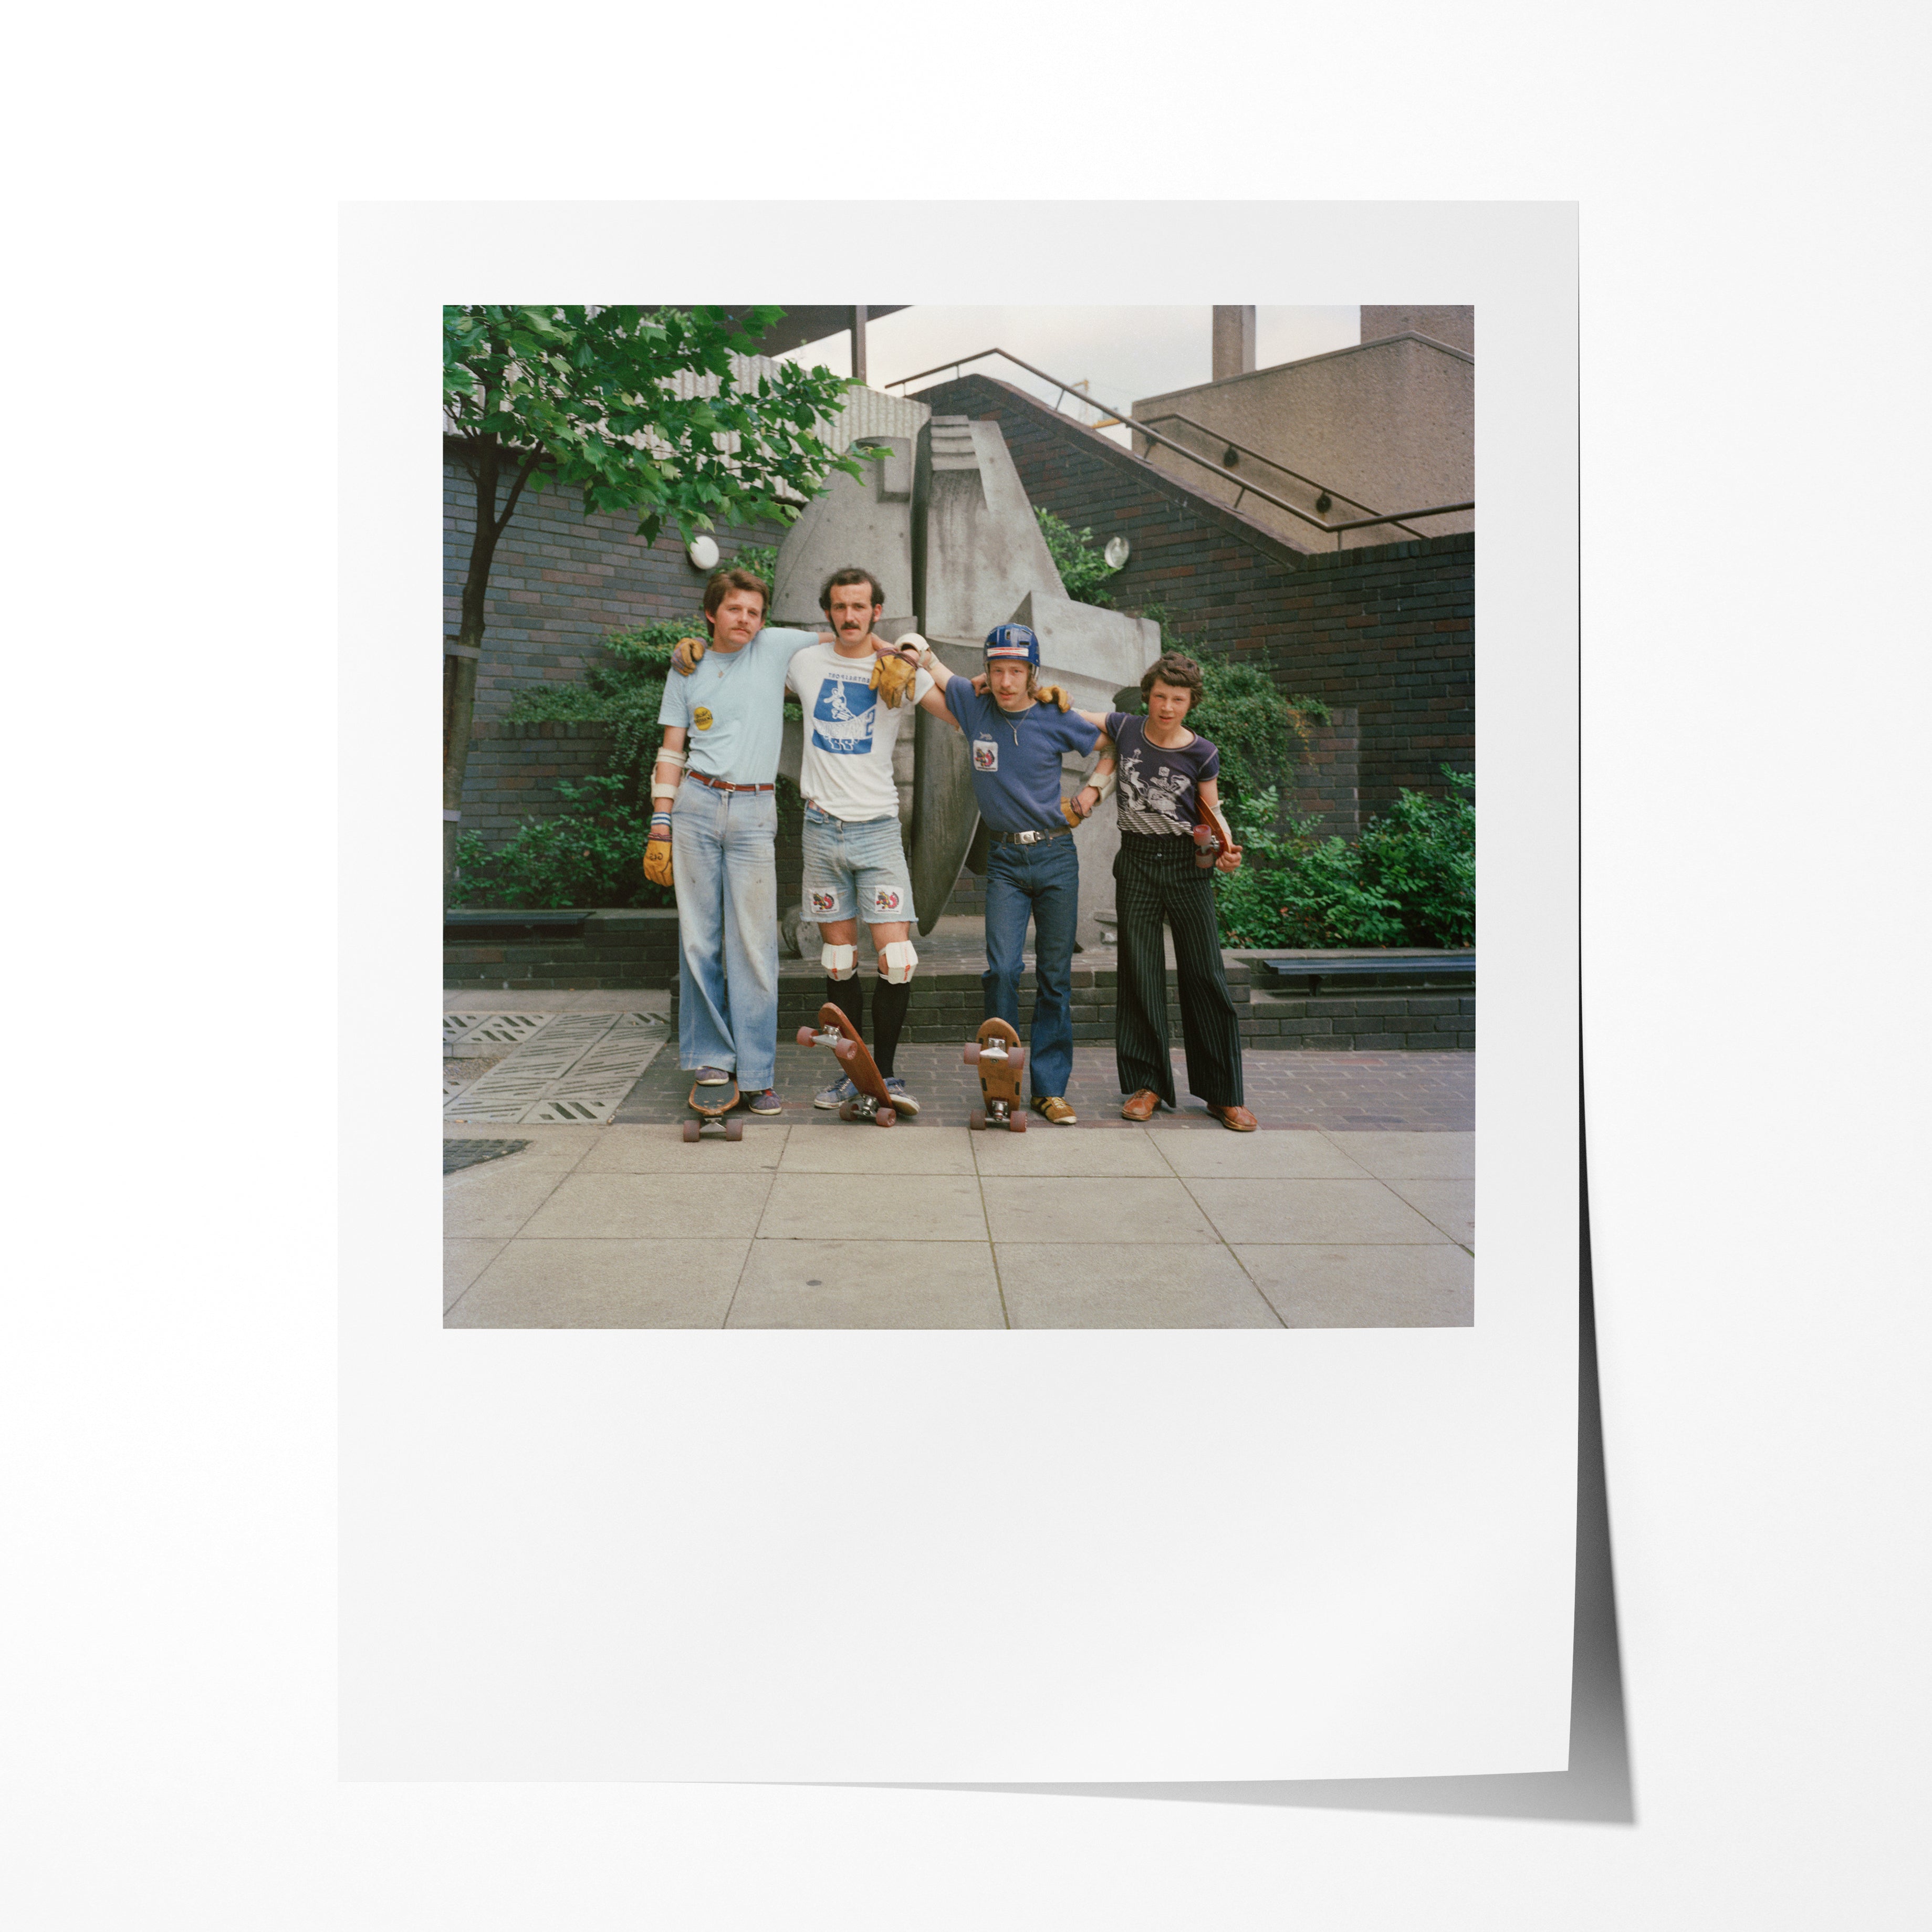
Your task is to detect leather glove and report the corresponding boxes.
[643,833,674,889]
[1037,683,1074,712]
[869,652,917,709]
[1060,797,1084,829]
[671,635,707,676]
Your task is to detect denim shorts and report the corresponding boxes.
[800,805,916,924]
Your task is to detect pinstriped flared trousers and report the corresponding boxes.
[1112,831,1246,1110]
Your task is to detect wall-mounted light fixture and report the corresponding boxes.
[1222,446,1241,468]
[686,534,720,571]
[1103,536,1132,570]
[1314,492,1333,515]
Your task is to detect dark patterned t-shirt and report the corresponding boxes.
[1106,713,1220,837]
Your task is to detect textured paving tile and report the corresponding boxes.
[726,1240,1004,1329]
[1235,1245,1475,1328]
[445,1238,748,1328]
[442,1139,530,1175]
[996,1244,1282,1328]
[978,1177,1218,1244]
[1183,1178,1451,1246]
[519,1172,770,1240]
[756,1172,987,1242]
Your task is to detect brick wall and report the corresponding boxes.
[445,453,787,724]
[459,719,618,849]
[915,373,1472,817]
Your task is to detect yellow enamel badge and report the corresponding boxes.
[693,706,714,730]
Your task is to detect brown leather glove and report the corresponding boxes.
[671,635,707,676]
[1037,683,1074,712]
[869,652,917,709]
[1060,797,1083,829]
[643,833,674,889]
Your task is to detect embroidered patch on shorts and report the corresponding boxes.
[872,887,902,914]
[693,706,714,730]
[810,890,838,914]
[972,737,999,772]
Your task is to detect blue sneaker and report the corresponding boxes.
[746,1088,784,1116]
[814,1075,858,1111]
[693,1065,734,1087]
[882,1076,920,1117]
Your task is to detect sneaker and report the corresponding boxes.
[814,1075,858,1111]
[693,1065,734,1087]
[882,1076,920,1117]
[1030,1095,1078,1126]
[746,1088,785,1115]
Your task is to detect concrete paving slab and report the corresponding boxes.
[1154,1131,1370,1181]
[576,1123,790,1175]
[970,1125,1170,1178]
[977,1177,1218,1244]
[445,1238,748,1328]
[520,1172,771,1241]
[444,1239,505,1312]
[777,1124,977,1176]
[756,1173,987,1242]
[996,1244,1282,1328]
[1323,1130,1475,1179]
[1183,1178,1451,1246]
[1385,1177,1476,1248]
[1235,1245,1474,1327]
[437,1123,601,1169]
[725,1240,1005,1329]
[441,1162,573,1240]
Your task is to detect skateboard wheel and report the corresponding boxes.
[963,1043,980,1064]
[968,1108,985,1131]
[795,1026,817,1046]
[838,1100,857,1122]
[681,1120,699,1142]
[1009,1047,1025,1073]
[833,1037,856,1062]
[875,1107,895,1127]
[726,1120,743,1141]
[1010,1112,1027,1132]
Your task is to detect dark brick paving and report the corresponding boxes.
[442,1139,532,1174]
[611,1043,1472,1131]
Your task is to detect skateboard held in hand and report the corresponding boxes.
[963,1018,1026,1131]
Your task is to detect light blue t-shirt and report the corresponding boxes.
[657,627,818,785]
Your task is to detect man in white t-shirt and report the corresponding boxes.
[669,566,930,1113]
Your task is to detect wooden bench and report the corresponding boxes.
[1258,953,1475,998]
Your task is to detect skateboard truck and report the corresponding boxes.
[797,1004,896,1127]
[964,1019,1027,1131]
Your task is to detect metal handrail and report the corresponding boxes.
[887,346,1473,549]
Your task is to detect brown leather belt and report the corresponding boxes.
[687,771,774,793]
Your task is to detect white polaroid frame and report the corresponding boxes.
[339,201,1577,1782]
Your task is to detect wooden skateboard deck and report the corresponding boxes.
[796,1002,896,1127]
[683,1078,743,1143]
[963,1017,1026,1131]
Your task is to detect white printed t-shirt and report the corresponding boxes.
[785,643,933,821]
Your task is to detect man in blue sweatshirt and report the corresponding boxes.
[906,624,1115,1124]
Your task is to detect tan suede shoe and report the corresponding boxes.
[1031,1095,1078,1126]
[1120,1089,1161,1121]
[1209,1103,1258,1132]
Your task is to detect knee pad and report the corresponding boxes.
[881,940,918,985]
[821,942,858,980]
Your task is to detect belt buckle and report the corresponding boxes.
[1019,829,1040,845]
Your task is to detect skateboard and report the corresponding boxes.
[796,1002,896,1127]
[682,1077,743,1143]
[963,1017,1026,1131]
[1193,799,1235,871]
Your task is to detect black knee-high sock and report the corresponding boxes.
[871,976,912,1077]
[825,975,862,1037]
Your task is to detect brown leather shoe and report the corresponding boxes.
[1120,1089,1161,1121]
[1209,1103,1258,1132]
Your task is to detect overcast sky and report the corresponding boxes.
[780,306,1360,445]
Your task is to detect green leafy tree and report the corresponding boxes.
[441,305,860,890]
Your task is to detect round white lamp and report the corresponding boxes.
[686,534,720,571]
[1103,536,1131,569]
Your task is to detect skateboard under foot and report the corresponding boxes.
[682,1078,743,1143]
[964,1018,1026,1131]
[797,1003,896,1127]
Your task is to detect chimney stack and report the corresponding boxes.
[1212,306,1256,381]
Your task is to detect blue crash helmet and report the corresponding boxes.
[983,623,1041,665]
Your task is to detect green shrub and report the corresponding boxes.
[1213,788,1407,949]
[1036,507,1121,605]
[1357,768,1475,947]
[450,776,664,910]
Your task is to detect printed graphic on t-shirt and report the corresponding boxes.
[693,706,714,732]
[972,737,999,772]
[811,674,875,755]
[1119,744,1194,835]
